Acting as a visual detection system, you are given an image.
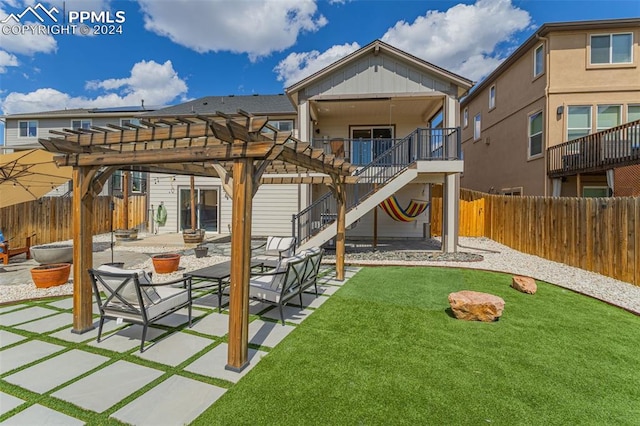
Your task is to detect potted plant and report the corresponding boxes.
[182,176,205,244]
[31,263,71,288]
[114,228,138,241]
[194,244,208,258]
[151,253,181,274]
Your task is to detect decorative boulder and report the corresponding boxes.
[448,290,505,322]
[511,276,537,294]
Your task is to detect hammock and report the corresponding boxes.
[379,196,429,222]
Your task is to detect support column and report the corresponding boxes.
[227,158,253,372]
[442,173,459,253]
[71,167,95,333]
[335,178,346,281]
[123,171,130,229]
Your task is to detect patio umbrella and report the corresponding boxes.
[0,149,72,208]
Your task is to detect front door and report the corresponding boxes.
[179,187,219,232]
[350,127,393,165]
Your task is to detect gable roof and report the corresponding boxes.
[286,39,474,103]
[461,17,640,106]
[143,94,295,118]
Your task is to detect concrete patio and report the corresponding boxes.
[0,265,360,425]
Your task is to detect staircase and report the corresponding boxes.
[293,127,460,250]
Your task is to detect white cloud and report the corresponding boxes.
[0,50,19,73]
[137,0,327,61]
[381,0,531,81]
[0,4,57,55]
[1,59,188,114]
[274,42,360,87]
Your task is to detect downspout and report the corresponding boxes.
[537,33,551,196]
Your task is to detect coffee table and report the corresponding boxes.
[184,260,264,312]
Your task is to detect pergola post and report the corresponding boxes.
[442,173,459,253]
[123,171,130,229]
[71,166,96,333]
[334,177,346,281]
[226,157,254,371]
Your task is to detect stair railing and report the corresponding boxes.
[292,127,460,245]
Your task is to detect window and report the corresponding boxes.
[71,119,91,130]
[597,105,621,131]
[591,33,632,64]
[463,108,468,128]
[131,171,144,193]
[502,187,523,196]
[583,186,609,197]
[121,118,141,126]
[19,120,37,137]
[627,105,640,122]
[267,120,294,132]
[567,106,592,140]
[534,44,544,77]
[111,170,123,191]
[489,85,496,110]
[473,113,481,140]
[628,105,640,148]
[528,111,543,157]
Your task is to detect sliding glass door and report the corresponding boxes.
[179,187,219,232]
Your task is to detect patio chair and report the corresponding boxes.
[298,247,324,296]
[247,253,309,325]
[0,232,34,265]
[251,236,297,267]
[88,264,193,352]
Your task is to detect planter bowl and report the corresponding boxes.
[194,246,208,258]
[30,244,73,264]
[152,253,181,274]
[31,263,71,288]
[114,229,138,241]
[183,229,205,244]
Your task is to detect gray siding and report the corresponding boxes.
[301,52,454,100]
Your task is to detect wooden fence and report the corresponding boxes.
[431,186,639,286]
[0,195,147,248]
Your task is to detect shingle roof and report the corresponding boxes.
[3,106,155,119]
[143,94,296,117]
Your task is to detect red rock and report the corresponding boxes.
[511,276,537,294]
[448,290,505,322]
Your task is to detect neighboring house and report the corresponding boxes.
[2,106,154,198]
[143,40,472,249]
[460,18,640,197]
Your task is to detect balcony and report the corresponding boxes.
[311,128,461,166]
[547,120,640,178]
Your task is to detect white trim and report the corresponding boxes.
[18,120,38,138]
[533,43,544,78]
[71,119,92,130]
[589,32,633,65]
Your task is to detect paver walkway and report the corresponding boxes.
[0,265,359,425]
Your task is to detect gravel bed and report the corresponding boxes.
[2,234,638,315]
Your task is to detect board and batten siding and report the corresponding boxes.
[301,51,454,99]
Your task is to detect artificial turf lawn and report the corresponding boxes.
[194,266,640,425]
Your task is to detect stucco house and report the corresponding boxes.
[460,18,640,197]
[142,40,472,250]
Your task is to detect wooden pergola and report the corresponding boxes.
[39,112,355,371]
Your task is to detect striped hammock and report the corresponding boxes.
[379,196,429,222]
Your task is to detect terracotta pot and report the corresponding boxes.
[152,253,181,274]
[31,263,71,288]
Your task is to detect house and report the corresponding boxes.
[459,18,640,197]
[142,40,473,250]
[2,106,154,198]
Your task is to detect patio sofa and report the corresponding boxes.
[88,264,193,352]
[247,247,323,324]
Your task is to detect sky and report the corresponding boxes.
[0,0,638,144]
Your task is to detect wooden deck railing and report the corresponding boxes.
[431,188,639,286]
[547,119,640,178]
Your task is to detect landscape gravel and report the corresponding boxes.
[1,234,638,315]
